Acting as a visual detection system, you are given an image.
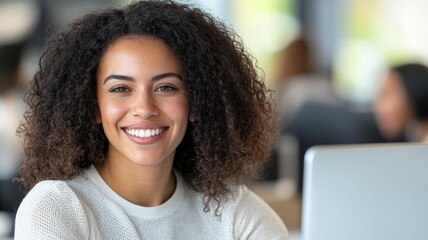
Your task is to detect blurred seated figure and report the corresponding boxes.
[274,37,340,125]
[266,37,394,194]
[375,63,428,142]
[264,37,340,194]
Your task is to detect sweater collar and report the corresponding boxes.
[86,165,186,219]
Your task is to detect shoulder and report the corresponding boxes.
[15,179,90,239]
[18,177,89,212]
[17,180,73,213]
[229,185,289,240]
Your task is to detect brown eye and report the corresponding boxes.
[109,86,130,92]
[155,85,177,92]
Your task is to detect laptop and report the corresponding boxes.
[301,143,428,240]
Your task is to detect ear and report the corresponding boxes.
[96,111,102,124]
[189,112,195,122]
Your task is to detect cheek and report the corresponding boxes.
[377,97,411,129]
[390,91,412,119]
[377,94,403,118]
[99,101,127,124]
[164,98,189,125]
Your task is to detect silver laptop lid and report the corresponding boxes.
[301,143,428,240]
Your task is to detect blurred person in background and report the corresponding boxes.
[268,36,386,194]
[264,36,340,191]
[0,0,42,237]
[375,63,428,142]
[274,36,339,125]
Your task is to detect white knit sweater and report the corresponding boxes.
[15,166,289,239]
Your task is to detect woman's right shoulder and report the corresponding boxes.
[15,180,89,239]
[17,180,74,216]
[27,180,73,199]
[20,170,91,206]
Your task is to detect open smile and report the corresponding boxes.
[124,127,167,138]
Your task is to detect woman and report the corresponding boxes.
[14,1,288,239]
[375,63,428,142]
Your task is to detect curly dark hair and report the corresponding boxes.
[17,0,277,214]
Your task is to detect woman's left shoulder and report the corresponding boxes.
[227,185,290,240]
[227,185,267,208]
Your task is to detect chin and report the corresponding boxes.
[129,154,173,167]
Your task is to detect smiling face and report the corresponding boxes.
[97,36,189,168]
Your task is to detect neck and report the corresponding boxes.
[95,156,176,207]
[419,121,428,142]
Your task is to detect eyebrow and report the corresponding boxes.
[103,72,183,84]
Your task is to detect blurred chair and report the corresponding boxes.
[278,102,390,193]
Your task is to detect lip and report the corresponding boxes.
[121,124,168,145]
[123,123,167,129]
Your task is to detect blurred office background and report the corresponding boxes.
[1,0,428,238]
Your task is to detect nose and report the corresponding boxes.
[130,91,159,119]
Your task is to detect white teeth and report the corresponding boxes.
[125,128,164,138]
